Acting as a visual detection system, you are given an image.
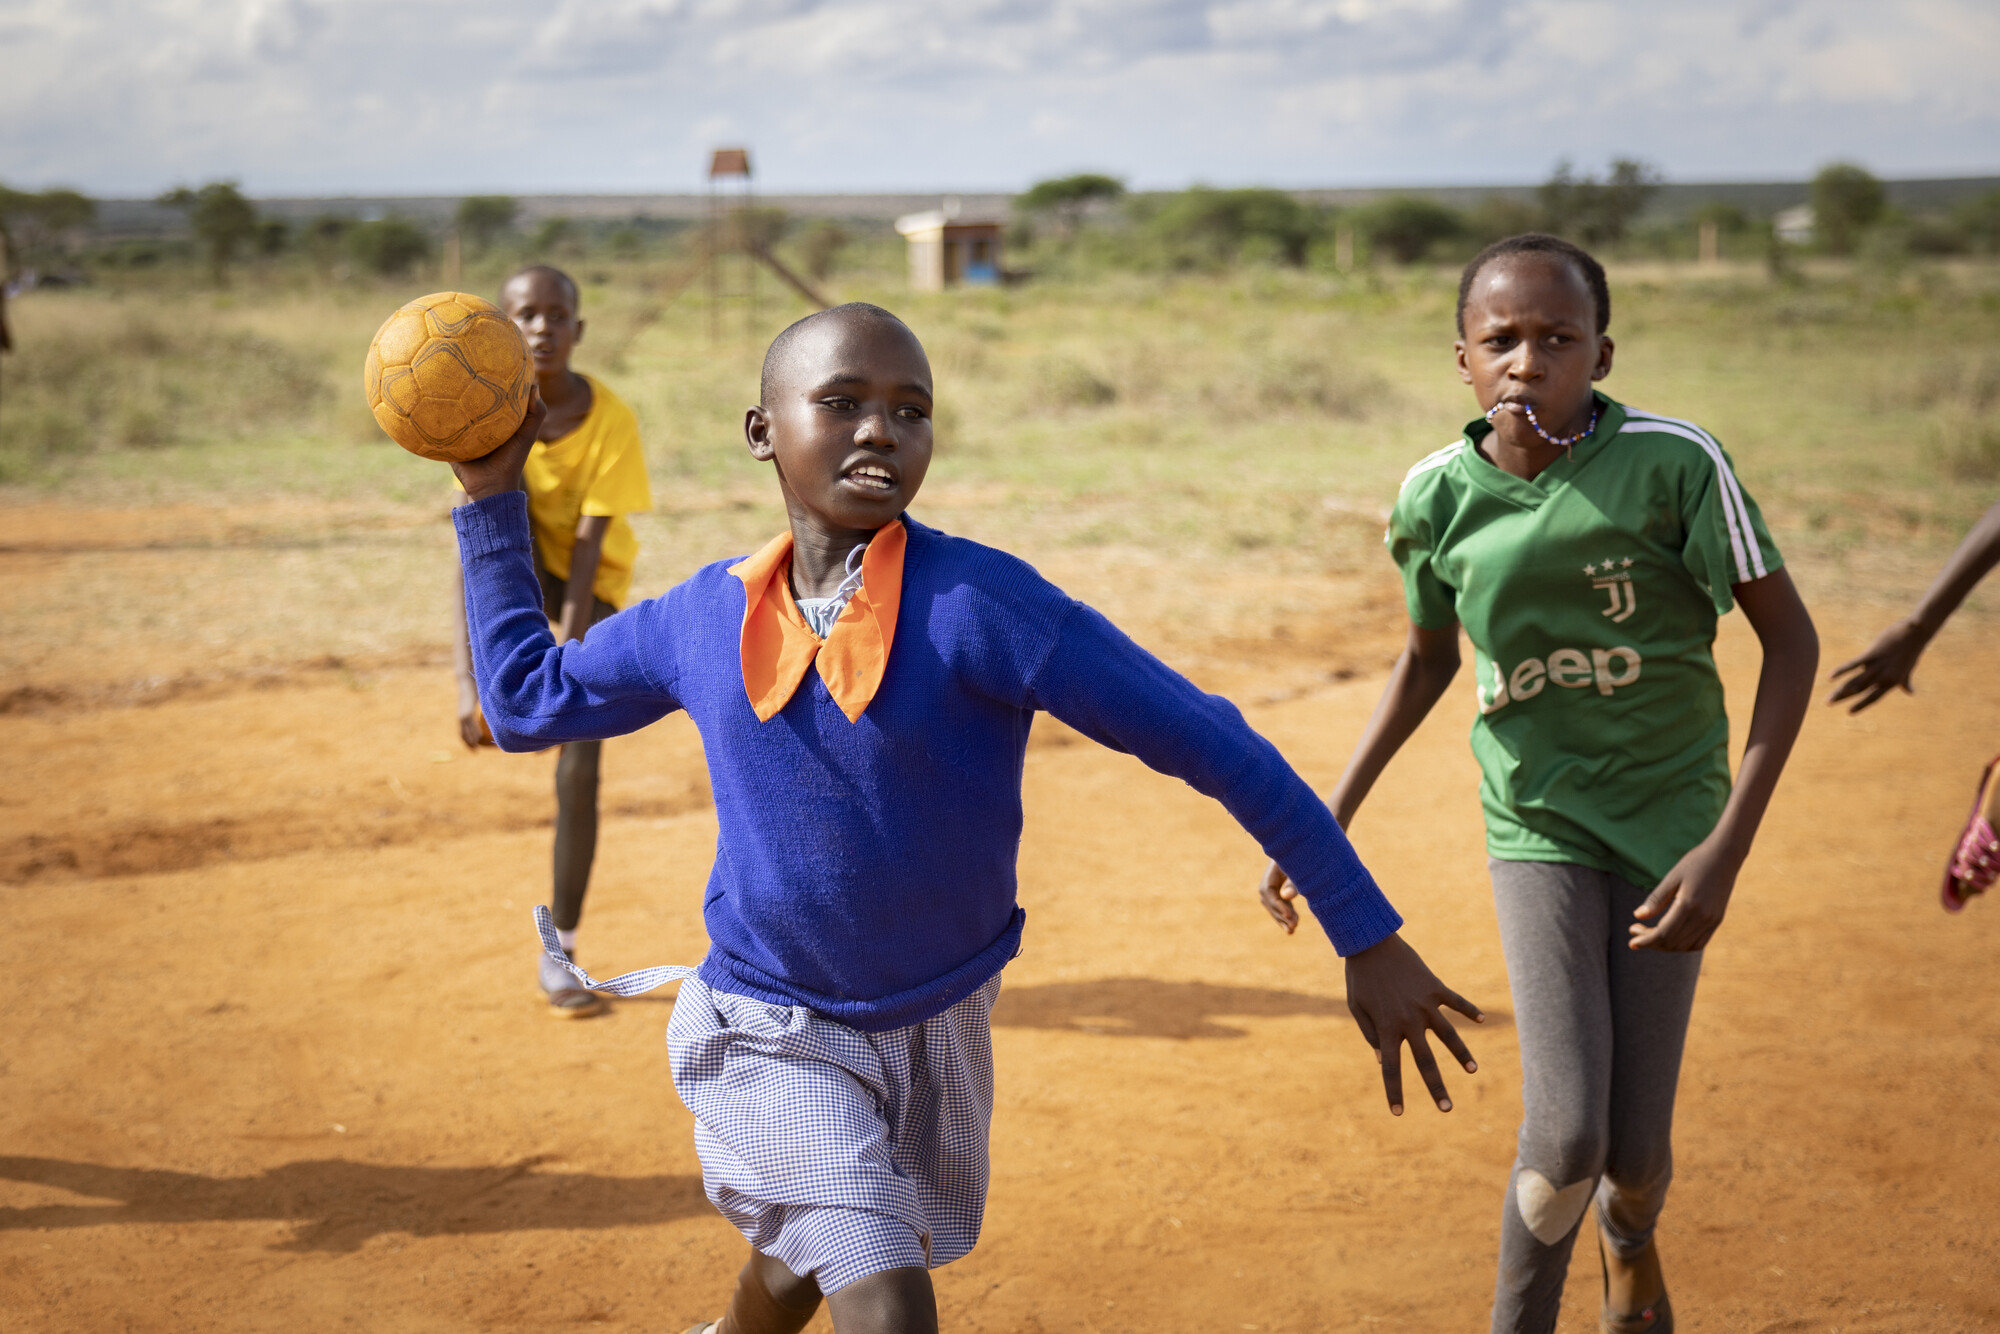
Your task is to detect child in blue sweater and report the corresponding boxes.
[451,303,1481,1334]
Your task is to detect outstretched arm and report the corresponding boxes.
[1260,621,1461,932]
[1828,498,2000,713]
[450,401,680,749]
[1631,567,1818,950]
[1027,604,1481,1115]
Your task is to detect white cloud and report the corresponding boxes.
[0,0,1993,195]
[240,0,324,59]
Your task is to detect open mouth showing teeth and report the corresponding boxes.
[846,466,896,491]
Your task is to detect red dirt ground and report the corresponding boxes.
[1,503,1996,1332]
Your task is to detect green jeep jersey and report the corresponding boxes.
[1387,392,1783,888]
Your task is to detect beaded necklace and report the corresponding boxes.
[1485,401,1600,459]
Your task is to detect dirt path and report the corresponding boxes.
[2,509,1997,1332]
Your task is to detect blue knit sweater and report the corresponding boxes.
[457,492,1401,1031]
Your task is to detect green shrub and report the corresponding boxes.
[1355,196,1465,264]
[346,217,431,277]
[1147,188,1321,268]
[1812,162,1886,255]
[456,195,518,252]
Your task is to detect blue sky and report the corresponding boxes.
[3,0,1997,196]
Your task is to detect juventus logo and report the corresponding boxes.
[1583,557,1638,624]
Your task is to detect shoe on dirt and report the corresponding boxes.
[539,948,610,1018]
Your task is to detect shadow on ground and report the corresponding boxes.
[0,1155,706,1252]
[993,977,1347,1039]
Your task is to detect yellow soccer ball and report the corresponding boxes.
[363,292,531,462]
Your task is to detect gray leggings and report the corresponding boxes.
[1488,859,1703,1334]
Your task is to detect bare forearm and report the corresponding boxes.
[559,539,604,643]
[1910,499,2000,634]
[1328,629,1461,827]
[1715,575,1819,856]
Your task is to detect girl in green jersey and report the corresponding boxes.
[1260,235,1820,1334]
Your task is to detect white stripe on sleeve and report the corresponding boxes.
[1620,411,1765,583]
[1399,439,1467,490]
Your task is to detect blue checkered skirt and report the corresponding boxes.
[664,972,1002,1294]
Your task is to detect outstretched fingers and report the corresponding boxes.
[1371,1023,1449,1115]
[1406,1030,1452,1112]
[1429,1009,1477,1075]
[1375,1018,1405,1115]
[1438,984,1484,1024]
[1347,997,1381,1060]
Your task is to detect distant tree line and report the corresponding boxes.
[6,162,2000,295]
[1012,161,2000,270]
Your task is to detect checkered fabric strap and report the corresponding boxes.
[532,905,698,996]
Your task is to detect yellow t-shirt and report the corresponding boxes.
[521,376,653,608]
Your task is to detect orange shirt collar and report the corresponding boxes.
[727,519,906,723]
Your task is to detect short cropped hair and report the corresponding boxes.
[501,264,580,309]
[760,302,914,403]
[1456,234,1610,335]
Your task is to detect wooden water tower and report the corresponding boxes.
[708,147,755,340]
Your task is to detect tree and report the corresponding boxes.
[1537,161,1585,237]
[1593,159,1662,243]
[1954,188,2000,255]
[456,195,518,252]
[1019,173,1125,239]
[254,218,290,257]
[160,181,259,284]
[1538,158,1661,245]
[1148,187,1319,266]
[21,188,95,235]
[1691,201,1749,235]
[347,217,431,276]
[1466,194,1548,246]
[303,216,352,278]
[531,216,576,254]
[0,185,98,269]
[1355,196,1464,264]
[1811,162,1886,255]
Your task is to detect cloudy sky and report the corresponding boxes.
[4,0,1997,197]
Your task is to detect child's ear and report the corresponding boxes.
[1592,334,1615,382]
[743,406,776,462]
[574,317,585,346]
[1454,339,1473,384]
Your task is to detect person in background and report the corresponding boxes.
[451,264,654,1016]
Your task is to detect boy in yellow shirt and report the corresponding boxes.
[452,265,654,1015]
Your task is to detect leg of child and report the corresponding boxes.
[552,738,601,932]
[1596,874,1703,1309]
[822,1267,936,1334]
[537,568,611,938]
[671,975,995,1334]
[714,1249,821,1334]
[1487,860,1616,1334]
[709,1254,931,1334]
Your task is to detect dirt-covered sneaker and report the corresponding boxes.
[539,949,609,1018]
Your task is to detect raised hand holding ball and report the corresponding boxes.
[364,292,532,461]
[451,387,545,501]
